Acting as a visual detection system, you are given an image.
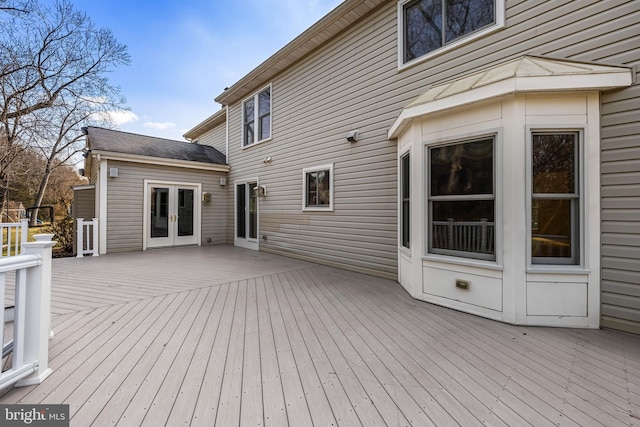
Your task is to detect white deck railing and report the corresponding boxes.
[433,219,495,254]
[0,234,55,390]
[76,218,99,257]
[1,219,28,257]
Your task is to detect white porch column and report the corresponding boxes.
[76,218,84,258]
[16,234,55,386]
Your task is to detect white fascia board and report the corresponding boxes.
[72,184,96,191]
[91,150,230,172]
[514,73,633,92]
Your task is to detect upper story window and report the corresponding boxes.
[428,136,495,261]
[531,131,581,265]
[303,164,334,211]
[243,85,271,147]
[401,0,502,65]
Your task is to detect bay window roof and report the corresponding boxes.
[389,55,632,139]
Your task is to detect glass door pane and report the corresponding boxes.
[151,187,169,238]
[237,184,246,238]
[177,188,194,237]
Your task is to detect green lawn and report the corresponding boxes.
[1,226,53,256]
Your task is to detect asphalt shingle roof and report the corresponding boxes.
[86,126,227,165]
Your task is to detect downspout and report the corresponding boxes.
[225,105,230,164]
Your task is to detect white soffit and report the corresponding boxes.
[388,55,633,139]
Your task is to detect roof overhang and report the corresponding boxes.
[184,108,227,140]
[90,150,230,173]
[388,55,633,140]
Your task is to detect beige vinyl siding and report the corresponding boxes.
[217,1,639,282]
[72,187,96,255]
[105,160,228,253]
[196,122,227,158]
[90,159,100,186]
[73,188,95,219]
[601,71,640,334]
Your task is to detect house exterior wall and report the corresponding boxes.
[104,160,228,253]
[72,188,95,219]
[601,74,640,334]
[216,0,639,283]
[194,122,234,245]
[191,0,639,330]
[196,120,227,157]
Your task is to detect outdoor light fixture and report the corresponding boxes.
[346,130,359,142]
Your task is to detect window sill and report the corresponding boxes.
[526,266,590,275]
[242,137,272,150]
[302,207,334,212]
[422,254,503,272]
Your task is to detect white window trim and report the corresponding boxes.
[397,0,506,71]
[525,126,586,270]
[423,130,503,267]
[302,163,334,212]
[242,84,272,149]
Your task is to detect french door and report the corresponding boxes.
[235,181,259,250]
[146,182,200,249]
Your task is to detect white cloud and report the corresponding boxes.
[144,121,176,131]
[92,109,139,126]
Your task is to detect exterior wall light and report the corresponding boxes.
[346,130,359,142]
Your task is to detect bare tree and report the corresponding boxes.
[0,0,34,15]
[0,0,129,211]
[28,91,119,224]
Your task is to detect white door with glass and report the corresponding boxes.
[235,181,258,250]
[146,182,200,248]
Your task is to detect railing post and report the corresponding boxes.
[19,218,28,254]
[480,218,488,253]
[15,234,55,387]
[447,218,454,249]
[76,218,84,258]
[92,218,99,257]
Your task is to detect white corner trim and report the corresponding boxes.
[99,158,108,255]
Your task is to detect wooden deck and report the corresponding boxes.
[1,245,639,426]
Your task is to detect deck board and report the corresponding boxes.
[254,276,288,427]
[264,275,314,427]
[315,269,539,427]
[165,283,230,426]
[1,245,639,427]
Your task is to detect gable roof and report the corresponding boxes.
[86,127,227,165]
[388,55,633,139]
[214,0,386,106]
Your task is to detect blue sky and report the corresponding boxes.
[67,0,343,141]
